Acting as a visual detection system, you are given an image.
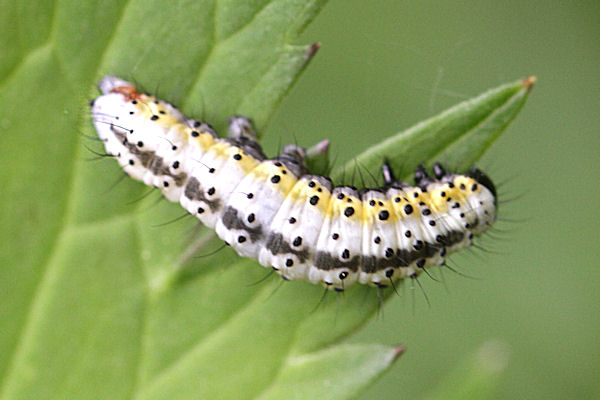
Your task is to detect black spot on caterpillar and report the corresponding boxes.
[91,76,497,291]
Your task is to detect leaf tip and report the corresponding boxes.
[522,75,537,91]
[393,345,406,360]
[307,42,321,59]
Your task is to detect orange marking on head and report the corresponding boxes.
[111,85,142,101]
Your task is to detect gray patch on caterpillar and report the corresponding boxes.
[361,254,405,273]
[361,247,433,273]
[359,228,468,273]
[444,230,465,244]
[313,251,360,272]
[221,206,263,242]
[112,127,187,186]
[413,243,436,263]
[148,155,187,186]
[184,177,221,212]
[265,232,309,263]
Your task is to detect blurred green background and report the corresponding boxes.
[263,1,599,399]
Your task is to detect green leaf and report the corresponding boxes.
[332,76,536,183]
[0,1,534,400]
[423,341,510,400]
[255,344,405,400]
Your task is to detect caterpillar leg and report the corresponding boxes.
[381,159,398,186]
[226,116,266,160]
[277,139,330,177]
[227,115,257,140]
[384,161,450,186]
[432,162,447,179]
[275,144,309,177]
[414,163,435,188]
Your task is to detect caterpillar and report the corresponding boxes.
[90,76,497,292]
